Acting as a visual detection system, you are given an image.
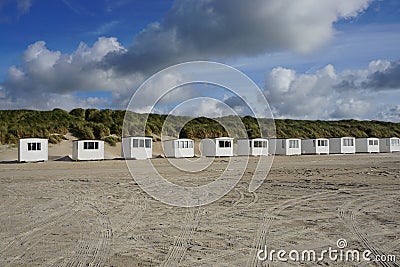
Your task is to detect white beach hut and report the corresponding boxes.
[301,138,329,155]
[72,140,104,161]
[237,138,268,156]
[355,138,379,153]
[269,138,301,156]
[201,137,233,157]
[329,137,355,154]
[163,139,194,158]
[122,137,152,159]
[18,138,48,162]
[379,137,400,153]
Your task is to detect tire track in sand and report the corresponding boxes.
[61,184,113,267]
[0,181,72,238]
[51,182,147,267]
[210,188,244,218]
[113,185,147,239]
[210,186,259,220]
[0,196,78,266]
[189,187,260,266]
[161,207,204,266]
[339,193,399,267]
[247,191,337,267]
[86,203,113,267]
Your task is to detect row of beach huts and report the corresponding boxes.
[16,136,400,162]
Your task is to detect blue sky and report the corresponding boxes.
[0,0,173,77]
[0,0,400,121]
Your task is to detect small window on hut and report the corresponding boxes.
[83,141,98,150]
[289,140,299,148]
[343,138,354,147]
[219,140,231,148]
[145,139,151,148]
[133,139,139,148]
[27,142,41,151]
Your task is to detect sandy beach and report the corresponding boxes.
[0,150,399,266]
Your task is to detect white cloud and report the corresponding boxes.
[264,60,400,121]
[0,85,5,98]
[378,105,400,121]
[0,37,201,111]
[2,38,136,110]
[104,0,373,74]
[265,65,337,119]
[127,70,197,113]
[268,67,296,93]
[170,98,237,118]
[368,59,391,73]
[23,41,61,72]
[331,98,371,118]
[72,37,125,62]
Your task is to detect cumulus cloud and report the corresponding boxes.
[1,37,198,111]
[378,105,400,121]
[330,98,371,119]
[265,64,337,119]
[1,37,141,109]
[364,60,400,89]
[127,71,198,114]
[104,0,372,75]
[333,59,400,93]
[264,60,400,121]
[170,97,238,118]
[221,95,253,116]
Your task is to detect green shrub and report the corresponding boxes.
[69,108,86,119]
[71,125,95,140]
[104,136,120,146]
[92,123,110,139]
[48,134,65,144]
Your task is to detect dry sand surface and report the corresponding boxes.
[0,153,399,266]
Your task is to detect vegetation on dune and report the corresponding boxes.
[179,117,229,139]
[273,119,400,139]
[0,109,400,145]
